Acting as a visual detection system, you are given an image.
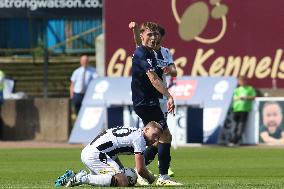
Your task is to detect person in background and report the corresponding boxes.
[70,55,98,115]
[0,70,4,105]
[231,76,256,145]
[259,101,284,144]
[0,70,4,139]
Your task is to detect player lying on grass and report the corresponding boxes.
[55,121,162,187]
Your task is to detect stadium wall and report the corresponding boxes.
[0,98,70,142]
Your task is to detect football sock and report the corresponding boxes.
[158,143,171,175]
[159,174,170,179]
[81,174,112,186]
[143,146,158,166]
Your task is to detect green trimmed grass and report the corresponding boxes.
[1,146,284,188]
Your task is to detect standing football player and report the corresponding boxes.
[129,21,177,183]
[130,21,182,186]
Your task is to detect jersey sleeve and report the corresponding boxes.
[165,48,174,66]
[70,70,77,82]
[249,86,257,96]
[132,131,146,154]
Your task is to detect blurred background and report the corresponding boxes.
[0,0,284,146]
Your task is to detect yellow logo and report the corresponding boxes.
[171,0,228,43]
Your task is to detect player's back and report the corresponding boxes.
[88,127,146,158]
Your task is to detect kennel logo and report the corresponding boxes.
[172,0,228,44]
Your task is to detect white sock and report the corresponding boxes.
[81,174,112,186]
[159,174,170,179]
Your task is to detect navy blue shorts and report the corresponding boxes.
[134,105,168,130]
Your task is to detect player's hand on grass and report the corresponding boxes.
[147,173,156,184]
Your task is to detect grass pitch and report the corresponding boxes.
[1,146,284,188]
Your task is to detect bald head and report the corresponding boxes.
[80,55,89,67]
[262,102,283,128]
[143,121,163,146]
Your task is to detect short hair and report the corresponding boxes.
[157,25,165,37]
[146,121,163,133]
[140,22,158,34]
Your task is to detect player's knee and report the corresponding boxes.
[111,173,129,187]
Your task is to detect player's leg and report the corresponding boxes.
[157,128,172,176]
[134,105,165,165]
[158,98,174,177]
[79,172,128,187]
[66,171,129,187]
[54,169,76,187]
[133,105,163,185]
[66,146,124,187]
[156,128,182,186]
[234,112,248,144]
[72,93,84,114]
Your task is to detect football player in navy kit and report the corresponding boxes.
[130,22,177,179]
[131,22,182,186]
[55,121,162,187]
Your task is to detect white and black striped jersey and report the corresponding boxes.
[155,47,174,69]
[89,127,146,159]
[154,46,174,99]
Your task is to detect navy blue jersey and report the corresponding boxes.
[131,46,163,107]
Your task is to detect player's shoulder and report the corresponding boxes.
[71,67,82,77]
[132,128,146,149]
[130,128,143,138]
[160,46,171,54]
[74,66,83,72]
[88,66,96,71]
[89,66,97,74]
[136,129,146,145]
[134,46,150,57]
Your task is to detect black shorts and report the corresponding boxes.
[134,105,168,130]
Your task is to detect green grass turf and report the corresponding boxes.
[0,146,284,189]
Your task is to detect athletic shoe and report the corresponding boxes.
[168,167,175,177]
[156,175,183,186]
[66,170,87,187]
[54,170,75,187]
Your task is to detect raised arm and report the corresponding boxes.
[129,21,142,47]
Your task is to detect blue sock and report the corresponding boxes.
[143,146,158,166]
[158,143,171,175]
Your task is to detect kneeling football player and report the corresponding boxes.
[55,121,162,187]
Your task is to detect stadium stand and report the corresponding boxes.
[0,56,96,98]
